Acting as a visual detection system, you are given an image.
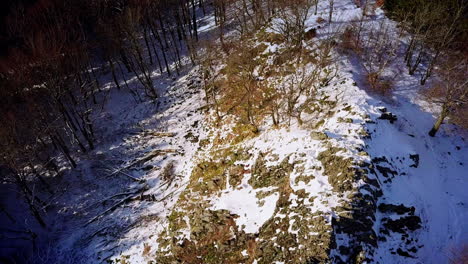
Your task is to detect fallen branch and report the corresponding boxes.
[142,131,176,137]
[87,226,109,240]
[84,185,148,227]
[85,189,143,211]
[116,170,146,183]
[136,149,179,165]
[108,149,180,178]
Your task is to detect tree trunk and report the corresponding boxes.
[404,36,416,63]
[169,28,182,75]
[428,105,447,137]
[118,60,141,103]
[143,26,153,65]
[150,22,172,76]
[148,28,164,74]
[109,58,122,90]
[11,171,47,228]
[89,62,101,92]
[420,50,441,85]
[328,0,334,23]
[120,50,133,72]
[191,0,199,41]
[52,134,77,168]
[408,45,424,75]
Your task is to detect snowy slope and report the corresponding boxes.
[337,48,468,263]
[332,2,468,262]
[34,68,209,263]
[30,0,467,263]
[364,63,468,264]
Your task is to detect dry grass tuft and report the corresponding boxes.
[142,243,151,257]
[316,17,326,24]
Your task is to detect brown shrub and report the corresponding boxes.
[422,56,468,131]
[261,31,284,44]
[305,28,317,40]
[366,72,394,95]
[316,17,326,24]
[339,27,362,53]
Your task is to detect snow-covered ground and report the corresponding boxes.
[329,2,468,262]
[336,42,468,263]
[2,0,465,263]
[364,60,468,264]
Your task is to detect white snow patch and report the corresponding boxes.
[211,183,279,233]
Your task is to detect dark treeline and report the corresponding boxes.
[0,0,212,229]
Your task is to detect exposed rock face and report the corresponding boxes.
[155,149,338,264]
[316,146,384,263]
[151,65,426,264]
[377,203,422,259]
[382,216,422,233]
[378,203,415,215]
[153,124,426,264]
[249,154,295,189]
[378,112,397,123]
[317,147,356,192]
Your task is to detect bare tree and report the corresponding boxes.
[419,0,466,85]
[359,20,399,95]
[201,42,224,123]
[394,0,466,84]
[277,57,320,125]
[274,0,314,47]
[118,6,158,99]
[219,42,268,130]
[425,56,468,137]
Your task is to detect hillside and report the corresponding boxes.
[0,0,467,263]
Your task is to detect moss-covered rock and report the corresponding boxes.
[311,131,329,141]
[317,147,356,192]
[337,117,354,123]
[249,154,295,189]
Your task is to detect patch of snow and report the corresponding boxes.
[211,180,279,233]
